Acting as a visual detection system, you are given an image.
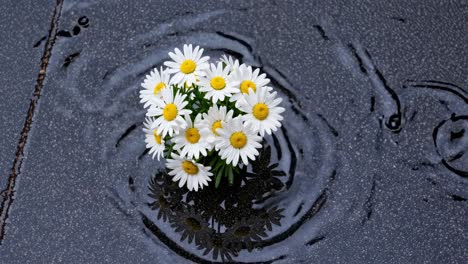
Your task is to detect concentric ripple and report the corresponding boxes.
[91,20,468,262]
[434,114,468,178]
[104,29,338,262]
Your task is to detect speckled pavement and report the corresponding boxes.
[0,1,467,263]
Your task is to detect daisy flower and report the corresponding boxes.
[215,117,262,166]
[173,114,211,159]
[147,88,192,137]
[220,55,240,73]
[200,105,234,146]
[139,67,171,108]
[229,64,271,103]
[164,44,209,86]
[199,62,237,103]
[166,154,213,191]
[238,86,285,136]
[143,117,165,160]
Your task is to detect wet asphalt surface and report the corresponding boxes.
[0,1,467,263]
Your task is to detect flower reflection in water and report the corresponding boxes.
[147,144,285,261]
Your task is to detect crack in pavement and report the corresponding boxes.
[0,0,64,244]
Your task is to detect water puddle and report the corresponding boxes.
[102,23,340,262]
[48,7,467,263]
[103,25,468,264]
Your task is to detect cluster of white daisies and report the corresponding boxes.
[140,44,285,191]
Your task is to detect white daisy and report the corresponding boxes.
[228,64,271,103]
[199,62,237,103]
[200,105,234,147]
[164,44,209,86]
[143,117,165,160]
[215,117,262,166]
[173,114,211,159]
[220,54,240,73]
[238,86,285,137]
[139,67,171,108]
[166,154,213,191]
[147,88,192,137]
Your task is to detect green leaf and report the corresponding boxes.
[208,157,218,167]
[165,143,175,159]
[228,166,234,185]
[212,162,224,175]
[215,169,223,188]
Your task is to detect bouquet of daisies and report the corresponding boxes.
[140,44,285,191]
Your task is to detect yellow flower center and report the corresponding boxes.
[182,161,199,175]
[153,82,166,95]
[211,120,222,136]
[240,80,256,94]
[230,131,247,149]
[153,130,162,144]
[252,103,269,120]
[163,103,178,121]
[185,127,201,144]
[180,60,196,74]
[210,76,226,90]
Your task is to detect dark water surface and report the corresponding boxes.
[0,0,467,263]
